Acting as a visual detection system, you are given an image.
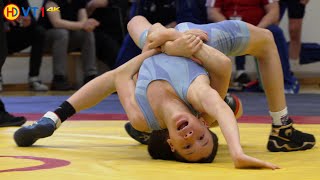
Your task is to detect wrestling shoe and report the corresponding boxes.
[14,112,61,147]
[267,118,316,152]
[125,122,150,145]
[0,111,26,127]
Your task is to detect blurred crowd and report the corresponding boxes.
[0,0,310,93]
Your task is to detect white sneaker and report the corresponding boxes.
[29,76,49,91]
[290,59,300,72]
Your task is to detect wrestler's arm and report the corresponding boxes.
[114,49,159,131]
[161,35,231,99]
[189,82,278,169]
[147,27,181,49]
[193,43,232,99]
[140,21,230,99]
[129,18,229,98]
[146,24,208,50]
[67,49,158,128]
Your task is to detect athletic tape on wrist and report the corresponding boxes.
[44,111,62,129]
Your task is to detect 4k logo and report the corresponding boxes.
[46,7,60,12]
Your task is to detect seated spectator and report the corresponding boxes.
[38,0,99,90]
[0,1,27,127]
[279,0,310,71]
[175,0,208,24]
[2,0,48,91]
[113,0,176,68]
[86,0,128,68]
[206,0,300,94]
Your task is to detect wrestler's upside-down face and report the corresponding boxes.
[166,112,214,162]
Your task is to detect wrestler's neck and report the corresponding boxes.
[147,81,181,129]
[156,96,193,132]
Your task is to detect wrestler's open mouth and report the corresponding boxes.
[177,120,188,131]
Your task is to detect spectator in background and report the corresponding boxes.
[206,0,300,94]
[2,0,48,91]
[86,0,128,68]
[175,0,208,24]
[0,0,27,126]
[38,0,99,90]
[113,0,176,68]
[279,0,310,71]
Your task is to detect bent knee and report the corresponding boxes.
[249,27,276,57]
[260,28,274,44]
[221,57,232,75]
[127,16,146,32]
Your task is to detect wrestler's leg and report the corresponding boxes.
[241,23,286,112]
[128,15,173,52]
[14,70,118,147]
[242,23,315,152]
[127,16,152,49]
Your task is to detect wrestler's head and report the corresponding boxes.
[148,113,218,163]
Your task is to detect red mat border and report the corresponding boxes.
[14,113,320,124]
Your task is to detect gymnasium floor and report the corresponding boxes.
[0,89,319,180]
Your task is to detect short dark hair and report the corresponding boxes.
[148,129,219,163]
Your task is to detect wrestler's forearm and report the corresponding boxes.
[114,51,158,125]
[130,22,176,50]
[67,52,151,113]
[67,70,117,112]
[194,44,232,99]
[151,28,181,41]
[147,28,182,49]
[116,49,159,77]
[201,95,244,161]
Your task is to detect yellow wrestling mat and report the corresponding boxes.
[0,121,319,180]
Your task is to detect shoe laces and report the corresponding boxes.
[138,133,150,142]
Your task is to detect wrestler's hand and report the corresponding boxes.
[233,153,280,170]
[161,34,203,58]
[183,29,208,42]
[148,28,179,49]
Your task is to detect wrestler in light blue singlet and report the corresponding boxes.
[135,54,207,130]
[136,20,250,130]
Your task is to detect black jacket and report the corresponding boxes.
[0,0,8,69]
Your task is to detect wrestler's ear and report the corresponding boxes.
[204,121,209,128]
[167,139,175,152]
[199,117,209,127]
